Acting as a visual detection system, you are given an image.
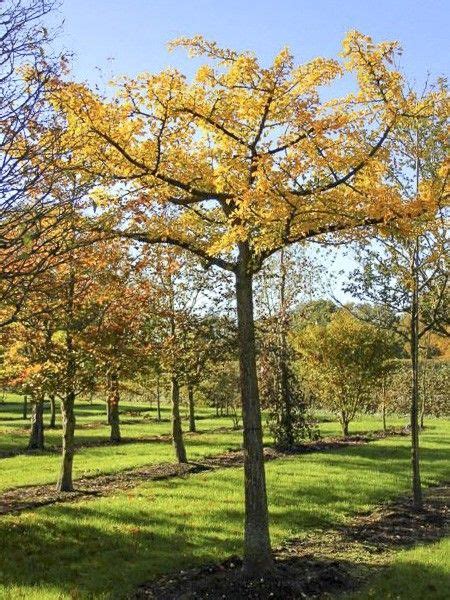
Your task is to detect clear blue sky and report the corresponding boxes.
[59,0,449,84]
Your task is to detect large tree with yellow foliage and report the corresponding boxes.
[49,32,445,574]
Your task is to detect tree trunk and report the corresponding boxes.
[279,248,294,449]
[382,378,387,432]
[108,371,121,443]
[410,239,423,510]
[340,411,349,437]
[171,376,187,463]
[188,383,196,433]
[49,394,56,428]
[57,390,76,492]
[22,395,28,420]
[156,374,162,422]
[28,396,44,450]
[235,243,273,576]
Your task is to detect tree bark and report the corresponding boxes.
[108,370,121,443]
[57,390,76,492]
[57,271,77,493]
[171,375,187,463]
[382,378,387,432]
[28,396,44,450]
[235,243,273,576]
[188,383,196,433]
[49,394,56,428]
[410,238,423,510]
[22,394,28,420]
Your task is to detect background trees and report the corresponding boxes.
[296,310,398,435]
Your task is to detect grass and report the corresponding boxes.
[348,537,450,600]
[0,393,448,599]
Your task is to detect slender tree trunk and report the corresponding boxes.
[22,394,28,420]
[28,396,44,450]
[156,374,162,422]
[382,378,387,432]
[278,248,294,449]
[188,383,196,433]
[340,411,349,437]
[49,394,56,428]
[235,243,273,576]
[57,390,76,492]
[57,268,77,493]
[171,376,187,463]
[108,370,121,443]
[410,238,422,510]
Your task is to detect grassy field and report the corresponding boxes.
[0,393,448,599]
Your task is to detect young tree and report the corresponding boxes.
[345,85,448,510]
[296,310,397,435]
[256,248,317,448]
[52,33,427,573]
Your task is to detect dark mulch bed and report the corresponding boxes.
[0,428,407,515]
[133,484,449,599]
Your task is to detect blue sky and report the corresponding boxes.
[59,0,449,84]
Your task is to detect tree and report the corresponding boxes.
[0,0,71,326]
[52,33,425,574]
[82,247,153,444]
[256,248,317,448]
[345,85,448,510]
[296,310,398,435]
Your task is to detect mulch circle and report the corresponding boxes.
[133,484,449,599]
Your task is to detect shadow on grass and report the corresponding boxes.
[0,431,448,598]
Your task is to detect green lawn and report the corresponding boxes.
[0,393,448,600]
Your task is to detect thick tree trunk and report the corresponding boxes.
[108,371,121,443]
[57,390,76,492]
[28,396,44,450]
[188,383,196,433]
[171,376,187,463]
[410,245,422,510]
[22,395,28,420]
[235,243,273,576]
[49,394,56,428]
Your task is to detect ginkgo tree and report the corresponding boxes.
[49,32,441,574]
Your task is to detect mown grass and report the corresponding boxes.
[0,392,406,493]
[348,537,450,600]
[0,399,448,599]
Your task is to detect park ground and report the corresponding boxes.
[0,394,448,599]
